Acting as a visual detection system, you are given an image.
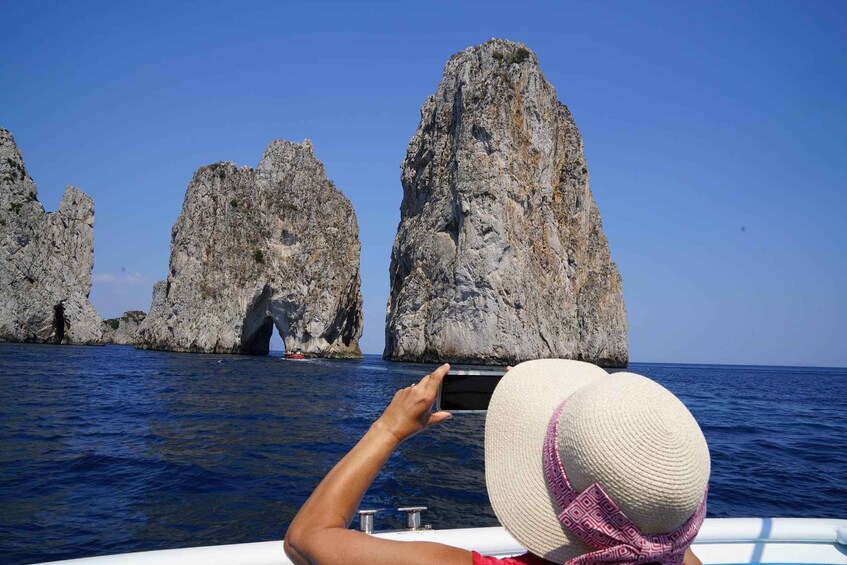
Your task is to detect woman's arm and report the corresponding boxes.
[284,363,472,565]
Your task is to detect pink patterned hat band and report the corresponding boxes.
[542,400,708,565]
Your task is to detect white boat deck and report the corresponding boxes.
[38,518,847,565]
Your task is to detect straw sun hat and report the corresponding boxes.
[485,360,710,564]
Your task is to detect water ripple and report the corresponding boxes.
[0,344,845,564]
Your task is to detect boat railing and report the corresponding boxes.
[35,517,847,565]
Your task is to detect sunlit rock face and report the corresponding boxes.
[101,310,146,345]
[139,139,363,357]
[0,128,103,345]
[385,40,628,367]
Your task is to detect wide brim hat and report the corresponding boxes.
[485,359,710,564]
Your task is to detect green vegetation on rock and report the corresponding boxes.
[513,47,531,64]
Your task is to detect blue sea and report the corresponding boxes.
[1,343,845,565]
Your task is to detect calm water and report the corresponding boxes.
[1,343,846,564]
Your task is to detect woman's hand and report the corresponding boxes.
[372,363,453,444]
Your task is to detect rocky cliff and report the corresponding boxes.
[0,128,102,344]
[101,310,146,345]
[385,40,627,366]
[139,140,363,356]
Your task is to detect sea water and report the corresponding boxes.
[1,343,845,564]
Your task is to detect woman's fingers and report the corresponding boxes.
[429,410,452,426]
[422,365,451,428]
[376,364,455,442]
[423,363,450,394]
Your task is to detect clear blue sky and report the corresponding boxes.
[2,1,845,366]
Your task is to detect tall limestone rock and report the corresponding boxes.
[139,140,363,356]
[0,128,102,344]
[385,40,627,367]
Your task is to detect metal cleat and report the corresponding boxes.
[398,506,429,530]
[357,509,380,534]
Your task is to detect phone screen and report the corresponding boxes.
[437,370,505,412]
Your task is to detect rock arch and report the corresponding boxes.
[240,286,293,355]
[241,316,276,355]
[139,139,363,357]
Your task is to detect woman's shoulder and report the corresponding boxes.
[472,551,554,564]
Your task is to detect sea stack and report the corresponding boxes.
[139,140,363,357]
[385,40,627,367]
[0,128,103,344]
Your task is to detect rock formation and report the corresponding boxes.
[0,128,103,344]
[385,40,627,367]
[101,310,146,345]
[139,140,363,357]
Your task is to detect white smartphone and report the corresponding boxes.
[435,369,507,413]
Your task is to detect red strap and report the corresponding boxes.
[472,552,553,564]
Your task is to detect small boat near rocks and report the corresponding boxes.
[284,349,305,360]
